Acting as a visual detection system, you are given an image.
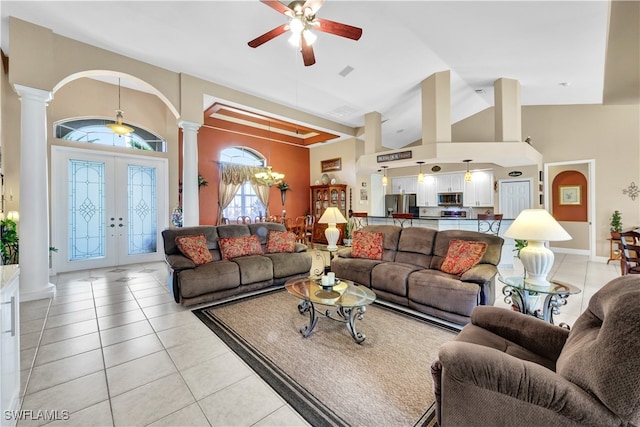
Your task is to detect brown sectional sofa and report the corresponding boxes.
[331,225,503,325]
[162,223,312,306]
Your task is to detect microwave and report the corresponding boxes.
[438,192,463,206]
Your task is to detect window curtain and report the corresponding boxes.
[217,164,271,224]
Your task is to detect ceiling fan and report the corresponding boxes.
[248,0,363,66]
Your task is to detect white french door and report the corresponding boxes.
[52,147,168,272]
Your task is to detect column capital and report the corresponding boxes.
[178,120,201,133]
[13,84,53,104]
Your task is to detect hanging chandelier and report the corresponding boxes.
[255,166,285,187]
[106,78,134,136]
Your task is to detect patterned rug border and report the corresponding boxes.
[193,288,452,427]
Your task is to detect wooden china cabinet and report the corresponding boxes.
[310,184,348,244]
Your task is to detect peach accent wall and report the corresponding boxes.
[190,127,310,225]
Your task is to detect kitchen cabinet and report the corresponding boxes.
[417,175,438,206]
[390,176,418,194]
[464,170,494,207]
[1,265,19,427]
[310,184,347,244]
[436,173,464,193]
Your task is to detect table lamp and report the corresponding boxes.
[318,207,347,251]
[503,209,571,287]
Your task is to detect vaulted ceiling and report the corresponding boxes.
[1,1,638,149]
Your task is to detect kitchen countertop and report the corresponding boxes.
[0,264,19,290]
[366,216,514,220]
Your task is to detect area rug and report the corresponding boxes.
[194,290,457,427]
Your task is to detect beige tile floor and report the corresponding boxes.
[14,253,620,426]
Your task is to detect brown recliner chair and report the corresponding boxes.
[431,275,640,426]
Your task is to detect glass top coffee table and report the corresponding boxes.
[498,275,581,329]
[285,277,376,343]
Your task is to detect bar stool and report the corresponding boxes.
[350,212,368,230]
[477,213,503,236]
[392,213,413,228]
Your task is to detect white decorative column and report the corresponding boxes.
[14,85,56,301]
[179,121,201,226]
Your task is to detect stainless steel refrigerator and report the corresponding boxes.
[384,193,417,217]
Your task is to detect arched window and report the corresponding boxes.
[220,147,267,220]
[55,118,166,152]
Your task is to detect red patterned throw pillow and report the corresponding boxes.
[266,230,296,253]
[351,230,384,260]
[441,239,488,275]
[175,234,213,266]
[218,235,263,260]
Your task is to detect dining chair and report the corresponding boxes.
[220,217,231,224]
[237,215,252,224]
[477,213,503,236]
[619,231,640,275]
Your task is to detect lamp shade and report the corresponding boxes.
[318,207,347,251]
[503,209,571,242]
[504,209,571,287]
[318,207,347,225]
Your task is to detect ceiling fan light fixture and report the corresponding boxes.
[289,17,304,34]
[288,32,301,47]
[302,29,317,45]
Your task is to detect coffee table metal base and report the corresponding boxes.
[297,300,368,343]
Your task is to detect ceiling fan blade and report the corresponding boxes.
[248,24,289,48]
[259,0,293,16]
[302,0,324,16]
[314,18,362,40]
[301,37,316,66]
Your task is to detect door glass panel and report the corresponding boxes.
[127,164,157,255]
[69,159,106,261]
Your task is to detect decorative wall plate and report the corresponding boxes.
[321,173,330,185]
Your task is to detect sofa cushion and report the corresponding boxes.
[266,230,296,253]
[371,262,422,296]
[217,224,251,238]
[162,226,219,255]
[395,227,437,268]
[431,230,503,270]
[174,234,213,265]
[219,235,263,260]
[556,275,640,425]
[440,240,487,275]
[178,260,240,297]
[232,255,273,285]
[265,252,313,279]
[408,270,481,317]
[352,230,384,260]
[331,257,383,288]
[249,222,287,244]
[359,225,402,261]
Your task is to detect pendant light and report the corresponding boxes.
[106,78,134,136]
[463,159,473,182]
[381,166,388,186]
[417,161,425,183]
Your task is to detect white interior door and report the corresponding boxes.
[52,147,167,272]
[499,179,532,218]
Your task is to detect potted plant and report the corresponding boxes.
[610,210,623,239]
[512,239,527,277]
[343,217,355,247]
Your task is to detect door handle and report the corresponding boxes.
[118,224,124,228]
[2,296,16,336]
[110,224,115,228]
